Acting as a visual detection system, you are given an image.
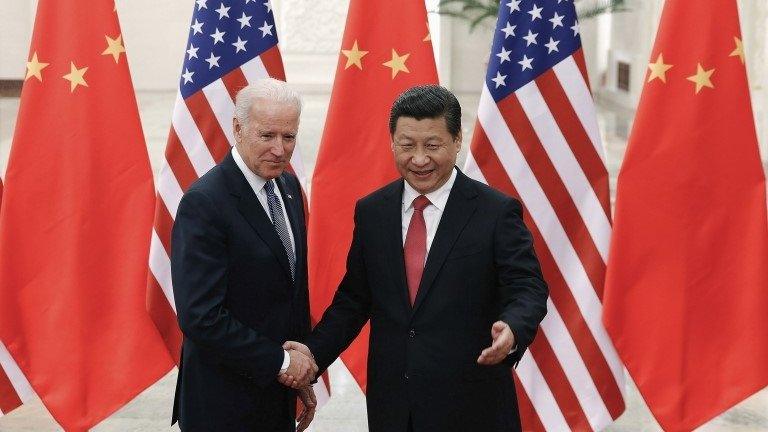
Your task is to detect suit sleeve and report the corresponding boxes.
[494,198,548,366]
[305,202,372,374]
[171,189,284,386]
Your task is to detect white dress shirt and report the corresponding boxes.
[232,148,295,373]
[401,167,458,253]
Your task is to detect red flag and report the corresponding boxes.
[0,1,174,430]
[1,179,34,417]
[308,0,438,390]
[602,1,768,430]
[1,179,35,418]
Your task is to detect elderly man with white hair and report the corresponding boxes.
[170,78,317,432]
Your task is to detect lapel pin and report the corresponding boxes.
[287,194,293,200]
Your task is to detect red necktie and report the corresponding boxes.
[404,195,431,305]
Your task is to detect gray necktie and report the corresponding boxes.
[264,180,295,280]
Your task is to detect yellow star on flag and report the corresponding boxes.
[25,52,49,82]
[102,34,126,63]
[729,36,745,64]
[63,62,89,92]
[341,40,369,70]
[383,49,410,79]
[647,53,673,83]
[686,63,714,94]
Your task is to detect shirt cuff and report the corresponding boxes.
[278,350,290,375]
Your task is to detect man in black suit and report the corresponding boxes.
[283,85,548,432]
[171,78,318,432]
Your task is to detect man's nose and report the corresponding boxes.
[411,148,429,166]
[270,140,285,157]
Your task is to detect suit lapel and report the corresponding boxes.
[382,180,412,314]
[221,152,293,280]
[412,171,478,315]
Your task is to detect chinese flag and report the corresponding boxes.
[602,1,768,430]
[1,177,25,417]
[0,1,173,430]
[0,181,24,415]
[308,0,438,390]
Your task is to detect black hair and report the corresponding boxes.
[389,85,461,139]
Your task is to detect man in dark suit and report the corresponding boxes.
[171,78,318,432]
[283,85,548,432]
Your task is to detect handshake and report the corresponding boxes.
[279,341,318,431]
[279,341,317,388]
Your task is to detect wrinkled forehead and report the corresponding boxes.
[247,100,300,126]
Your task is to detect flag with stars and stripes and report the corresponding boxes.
[146,0,307,361]
[0,0,175,429]
[463,1,626,430]
[145,0,328,407]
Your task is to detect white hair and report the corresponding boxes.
[234,78,302,130]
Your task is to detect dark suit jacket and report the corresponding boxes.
[171,151,310,432]
[306,169,548,432]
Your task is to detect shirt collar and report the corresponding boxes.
[232,147,269,194]
[402,167,458,213]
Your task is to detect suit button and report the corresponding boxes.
[409,329,416,338]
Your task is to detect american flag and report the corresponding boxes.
[463,0,625,430]
[146,0,312,382]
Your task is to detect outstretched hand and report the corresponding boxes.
[477,321,515,365]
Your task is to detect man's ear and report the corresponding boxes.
[233,118,242,143]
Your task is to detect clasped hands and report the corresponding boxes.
[279,341,318,431]
[280,341,317,388]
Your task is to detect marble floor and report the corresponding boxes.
[0,92,766,431]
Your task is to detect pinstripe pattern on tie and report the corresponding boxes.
[264,180,295,279]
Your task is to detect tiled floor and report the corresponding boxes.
[0,92,766,431]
